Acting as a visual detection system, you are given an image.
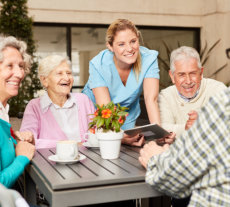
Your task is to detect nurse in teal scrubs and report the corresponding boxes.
[83,19,160,146]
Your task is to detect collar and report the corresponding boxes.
[178,88,200,102]
[40,92,76,113]
[0,102,10,122]
[0,102,9,113]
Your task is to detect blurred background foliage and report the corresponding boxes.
[0,0,41,117]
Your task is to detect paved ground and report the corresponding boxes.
[10,117,22,131]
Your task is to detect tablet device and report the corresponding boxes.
[124,124,170,141]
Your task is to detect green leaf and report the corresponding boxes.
[96,117,104,128]
[95,103,100,109]
[105,117,111,129]
[93,116,99,121]
[88,122,95,129]
[107,101,113,108]
[117,111,128,116]
[114,122,120,132]
[120,106,129,111]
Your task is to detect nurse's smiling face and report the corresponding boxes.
[107,29,139,69]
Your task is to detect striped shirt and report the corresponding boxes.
[146,87,230,207]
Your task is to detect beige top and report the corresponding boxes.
[158,78,227,137]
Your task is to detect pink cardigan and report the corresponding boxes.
[20,93,95,149]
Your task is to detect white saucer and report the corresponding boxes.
[48,154,86,164]
[83,142,99,148]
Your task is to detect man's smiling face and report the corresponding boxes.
[169,57,203,98]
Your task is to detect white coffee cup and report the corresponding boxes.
[56,140,78,160]
[84,132,99,147]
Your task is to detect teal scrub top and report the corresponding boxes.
[0,119,29,188]
[82,46,160,130]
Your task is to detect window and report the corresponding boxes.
[34,26,67,59]
[33,24,199,92]
[71,27,107,89]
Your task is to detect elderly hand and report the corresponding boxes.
[139,141,169,169]
[14,131,35,145]
[156,132,176,145]
[122,133,145,147]
[185,110,198,130]
[15,141,35,161]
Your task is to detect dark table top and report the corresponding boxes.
[26,144,162,206]
[32,144,146,190]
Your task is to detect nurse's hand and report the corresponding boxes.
[122,133,145,147]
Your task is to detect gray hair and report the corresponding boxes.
[38,55,71,78]
[170,46,202,73]
[0,35,31,73]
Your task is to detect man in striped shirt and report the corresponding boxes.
[139,88,230,207]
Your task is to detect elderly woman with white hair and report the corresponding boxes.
[20,55,95,149]
[0,35,35,188]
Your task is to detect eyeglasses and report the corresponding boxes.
[226,48,230,59]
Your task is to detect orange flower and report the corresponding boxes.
[94,108,99,117]
[89,127,95,134]
[101,109,112,118]
[118,116,124,124]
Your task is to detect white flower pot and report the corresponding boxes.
[96,130,124,159]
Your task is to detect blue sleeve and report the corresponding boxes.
[144,58,160,79]
[0,156,30,188]
[140,47,160,79]
[88,62,108,89]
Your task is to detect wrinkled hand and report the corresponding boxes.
[122,133,145,147]
[156,132,176,145]
[15,141,35,160]
[15,131,35,145]
[139,141,169,169]
[185,110,198,130]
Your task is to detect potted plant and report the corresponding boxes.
[89,102,128,159]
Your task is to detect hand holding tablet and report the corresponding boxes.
[125,124,170,141]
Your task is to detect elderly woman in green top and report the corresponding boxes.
[0,36,35,188]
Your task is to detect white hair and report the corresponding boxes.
[0,35,31,73]
[170,46,202,73]
[38,55,71,78]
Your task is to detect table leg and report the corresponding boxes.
[25,171,37,205]
[149,196,171,207]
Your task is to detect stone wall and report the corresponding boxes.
[27,0,230,84]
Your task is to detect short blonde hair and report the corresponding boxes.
[38,55,71,78]
[0,35,31,73]
[106,19,142,80]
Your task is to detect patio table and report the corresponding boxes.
[25,144,162,207]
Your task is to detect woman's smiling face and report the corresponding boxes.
[42,61,73,98]
[108,29,139,68]
[0,47,25,106]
